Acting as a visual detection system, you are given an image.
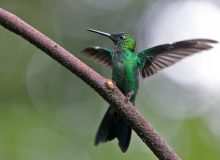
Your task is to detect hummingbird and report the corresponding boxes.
[80,28,217,152]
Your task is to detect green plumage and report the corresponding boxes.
[80,28,217,152]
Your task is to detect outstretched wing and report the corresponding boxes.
[80,47,113,67]
[137,39,217,78]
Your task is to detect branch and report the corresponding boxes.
[0,8,181,160]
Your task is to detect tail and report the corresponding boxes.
[94,106,132,152]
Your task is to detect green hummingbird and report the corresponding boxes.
[80,28,217,152]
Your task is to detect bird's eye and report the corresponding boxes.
[121,35,126,39]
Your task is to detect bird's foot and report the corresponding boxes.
[125,91,134,103]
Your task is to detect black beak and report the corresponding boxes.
[87,28,116,43]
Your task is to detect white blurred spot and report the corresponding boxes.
[137,1,220,119]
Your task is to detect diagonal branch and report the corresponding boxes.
[0,8,181,160]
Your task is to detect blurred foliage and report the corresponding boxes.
[0,0,220,160]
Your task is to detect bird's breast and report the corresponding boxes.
[112,59,139,95]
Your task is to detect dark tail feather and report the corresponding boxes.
[95,106,132,152]
[117,121,132,152]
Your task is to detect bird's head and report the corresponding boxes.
[87,28,136,52]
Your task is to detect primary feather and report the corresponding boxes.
[137,39,217,77]
[80,47,113,67]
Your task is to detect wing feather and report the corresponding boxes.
[80,47,113,67]
[137,39,217,78]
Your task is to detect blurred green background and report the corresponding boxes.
[1,0,220,160]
